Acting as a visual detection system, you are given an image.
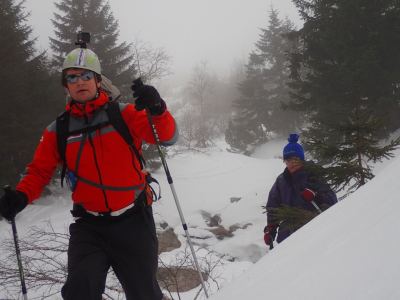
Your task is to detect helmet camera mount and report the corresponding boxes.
[75,31,90,49]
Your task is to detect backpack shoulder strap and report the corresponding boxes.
[106,101,145,170]
[107,102,161,203]
[56,111,70,187]
[56,102,148,188]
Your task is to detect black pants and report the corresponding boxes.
[61,205,162,300]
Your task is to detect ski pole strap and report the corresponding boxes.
[146,173,161,201]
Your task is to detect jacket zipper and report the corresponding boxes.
[83,110,111,212]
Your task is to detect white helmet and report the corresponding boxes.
[62,48,101,74]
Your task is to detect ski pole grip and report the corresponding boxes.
[132,77,144,91]
[3,185,11,195]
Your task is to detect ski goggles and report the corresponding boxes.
[65,71,95,83]
[283,156,300,163]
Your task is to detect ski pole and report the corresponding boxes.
[311,200,322,214]
[132,78,209,298]
[4,186,28,300]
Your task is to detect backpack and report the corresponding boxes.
[57,76,160,206]
[99,74,122,102]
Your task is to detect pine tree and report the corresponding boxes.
[0,0,63,188]
[263,204,326,232]
[261,86,399,228]
[286,0,400,147]
[303,86,400,197]
[50,0,170,172]
[226,7,301,154]
[50,0,136,100]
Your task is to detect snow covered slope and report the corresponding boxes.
[209,153,400,300]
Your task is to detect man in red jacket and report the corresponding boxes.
[0,48,178,300]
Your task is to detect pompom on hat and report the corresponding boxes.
[283,134,305,160]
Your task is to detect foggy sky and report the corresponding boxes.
[24,0,301,87]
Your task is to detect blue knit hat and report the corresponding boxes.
[283,134,305,160]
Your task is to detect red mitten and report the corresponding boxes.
[263,223,277,246]
[301,188,317,202]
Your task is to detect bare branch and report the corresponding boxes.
[1,221,225,300]
[130,33,173,84]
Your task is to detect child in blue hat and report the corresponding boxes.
[263,134,337,249]
[282,134,304,173]
[283,133,304,161]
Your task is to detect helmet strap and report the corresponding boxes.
[94,75,101,99]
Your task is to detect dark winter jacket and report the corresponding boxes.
[266,166,337,243]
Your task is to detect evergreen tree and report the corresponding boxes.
[226,7,301,154]
[263,204,329,233]
[0,0,63,188]
[303,87,400,197]
[262,86,400,228]
[50,0,136,100]
[50,0,171,172]
[286,0,400,148]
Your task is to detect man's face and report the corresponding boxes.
[65,68,100,104]
[284,157,303,173]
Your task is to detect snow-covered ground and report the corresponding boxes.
[1,138,399,299]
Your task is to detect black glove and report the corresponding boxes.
[131,84,166,116]
[0,187,28,221]
[264,223,278,249]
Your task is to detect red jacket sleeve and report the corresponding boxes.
[16,128,61,203]
[121,103,178,146]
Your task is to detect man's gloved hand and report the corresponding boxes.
[0,187,28,221]
[131,85,166,116]
[301,188,317,202]
[264,223,278,247]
